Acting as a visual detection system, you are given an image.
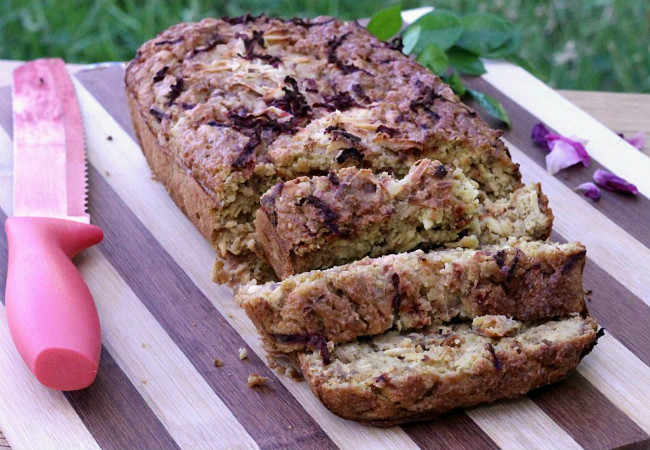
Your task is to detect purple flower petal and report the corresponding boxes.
[547,135,591,167]
[624,131,646,150]
[531,123,551,148]
[546,139,587,175]
[575,182,601,200]
[593,169,639,195]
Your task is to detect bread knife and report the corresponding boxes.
[4,58,103,390]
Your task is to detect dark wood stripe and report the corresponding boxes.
[85,164,338,450]
[402,411,499,450]
[551,231,650,366]
[463,76,650,249]
[0,208,180,450]
[529,373,650,450]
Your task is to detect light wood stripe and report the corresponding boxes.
[483,60,650,198]
[578,335,650,434]
[74,66,423,450]
[0,304,101,450]
[0,126,259,450]
[467,398,583,450]
[505,139,650,305]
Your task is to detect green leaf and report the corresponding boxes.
[408,10,464,52]
[457,13,512,56]
[443,70,466,96]
[467,88,510,127]
[401,25,421,55]
[482,25,522,58]
[447,46,487,75]
[367,6,402,41]
[416,43,449,75]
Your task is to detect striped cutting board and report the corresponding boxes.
[1,37,650,450]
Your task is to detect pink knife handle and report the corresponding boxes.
[4,216,103,390]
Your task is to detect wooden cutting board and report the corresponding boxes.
[0,56,649,450]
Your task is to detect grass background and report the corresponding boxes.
[1,0,648,93]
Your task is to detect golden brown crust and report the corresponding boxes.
[299,315,599,425]
[237,241,587,356]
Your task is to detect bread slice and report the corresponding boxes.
[255,159,481,279]
[124,15,522,286]
[300,314,599,425]
[237,240,586,357]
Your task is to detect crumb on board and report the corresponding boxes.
[227,313,234,318]
[105,170,111,177]
[213,358,224,368]
[247,373,268,388]
[238,347,248,360]
[106,135,113,141]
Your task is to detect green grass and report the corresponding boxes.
[1,0,648,92]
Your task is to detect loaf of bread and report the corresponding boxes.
[237,240,586,358]
[300,314,599,425]
[124,15,523,286]
[127,14,598,427]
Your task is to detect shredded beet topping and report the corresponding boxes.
[181,102,196,110]
[221,13,260,25]
[233,135,261,168]
[314,91,365,112]
[166,78,184,105]
[154,37,184,46]
[561,250,586,276]
[486,343,502,370]
[388,36,403,52]
[352,83,371,103]
[336,147,364,164]
[434,164,448,178]
[308,335,331,365]
[376,125,398,137]
[410,84,444,119]
[152,66,169,83]
[329,128,362,144]
[287,17,335,28]
[297,195,340,234]
[327,171,340,186]
[391,272,401,315]
[260,182,284,227]
[235,29,282,66]
[269,76,312,119]
[192,34,226,55]
[326,32,368,75]
[236,29,266,54]
[494,249,521,282]
[149,108,167,123]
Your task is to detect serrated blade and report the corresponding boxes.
[12,58,89,223]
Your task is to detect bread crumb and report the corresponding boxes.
[247,373,268,387]
[287,425,293,430]
[105,170,111,177]
[227,313,234,318]
[238,347,248,360]
[106,135,113,141]
[213,358,224,367]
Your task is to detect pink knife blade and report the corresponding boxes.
[5,58,104,391]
